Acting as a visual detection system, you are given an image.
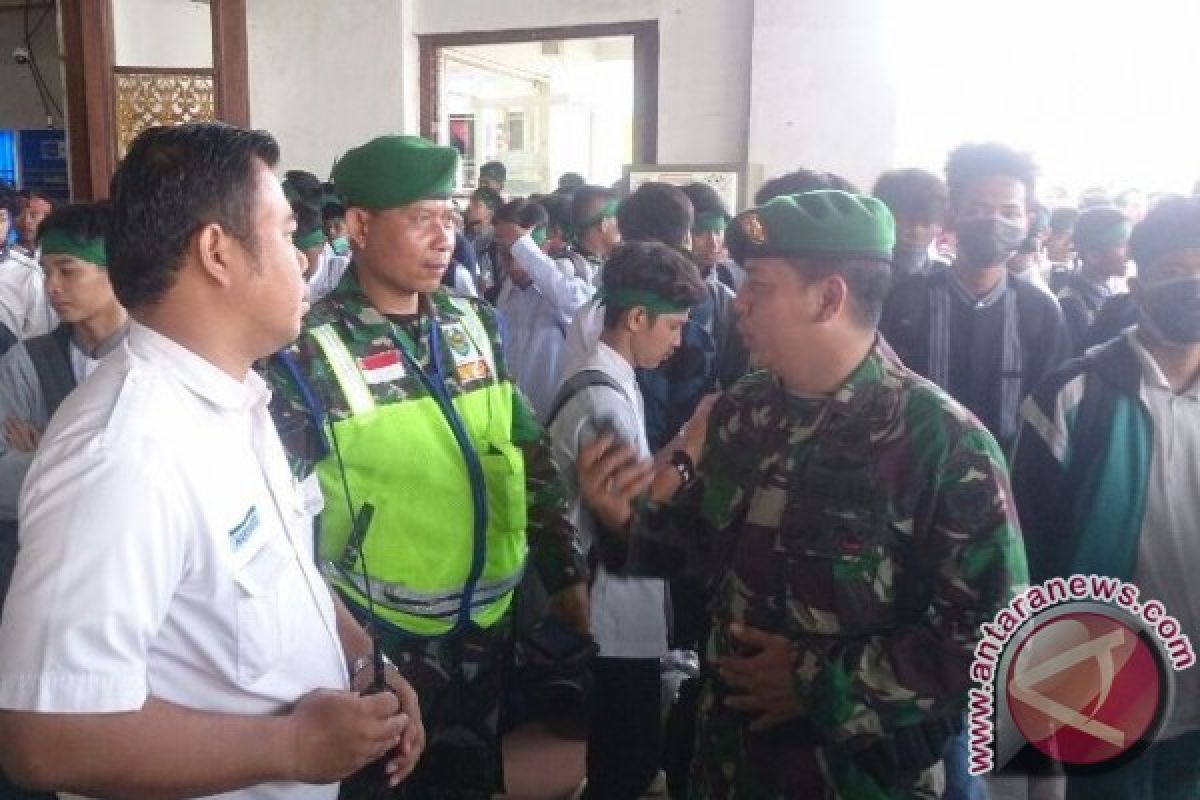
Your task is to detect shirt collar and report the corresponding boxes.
[1128,329,1200,399]
[593,340,636,387]
[70,321,130,360]
[127,321,268,412]
[945,266,1009,309]
[328,265,463,344]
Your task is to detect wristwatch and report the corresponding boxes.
[669,449,697,488]
[349,651,397,681]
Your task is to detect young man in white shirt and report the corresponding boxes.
[493,197,595,420]
[548,240,706,800]
[0,201,129,613]
[0,123,423,800]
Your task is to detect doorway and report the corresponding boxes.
[420,21,658,194]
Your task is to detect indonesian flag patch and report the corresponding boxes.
[357,348,406,384]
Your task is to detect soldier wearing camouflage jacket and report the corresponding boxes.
[580,190,1028,799]
[268,136,587,800]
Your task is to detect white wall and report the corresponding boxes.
[244,0,904,190]
[414,0,754,166]
[745,0,897,192]
[246,0,408,177]
[0,6,66,132]
[113,0,213,68]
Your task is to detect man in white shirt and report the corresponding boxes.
[548,240,707,800]
[1013,195,1200,798]
[492,198,595,420]
[0,122,423,799]
[0,201,128,614]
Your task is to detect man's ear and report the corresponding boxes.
[625,305,649,334]
[812,274,850,324]
[346,207,370,251]
[188,222,236,288]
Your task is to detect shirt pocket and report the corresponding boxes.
[231,539,301,684]
[775,508,897,638]
[480,440,527,535]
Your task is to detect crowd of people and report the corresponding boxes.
[0,123,1195,800]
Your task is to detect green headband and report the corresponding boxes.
[294,228,326,250]
[597,287,691,314]
[40,228,107,267]
[580,199,620,231]
[531,226,548,246]
[693,212,728,234]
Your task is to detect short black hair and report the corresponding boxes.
[321,201,346,222]
[107,122,280,310]
[480,160,507,183]
[557,171,586,192]
[789,256,892,328]
[617,182,693,248]
[17,188,55,207]
[944,142,1038,211]
[470,186,503,213]
[539,193,572,236]
[1128,195,1200,280]
[570,185,616,235]
[601,240,706,328]
[872,168,947,224]
[494,198,548,230]
[679,182,729,219]
[1049,206,1080,235]
[38,201,111,244]
[755,169,861,205]
[1072,207,1128,254]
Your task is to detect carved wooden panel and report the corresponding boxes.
[114,70,216,157]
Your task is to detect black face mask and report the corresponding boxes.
[955,217,1027,268]
[1140,276,1200,345]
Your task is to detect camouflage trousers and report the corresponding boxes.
[340,613,513,800]
[688,682,945,800]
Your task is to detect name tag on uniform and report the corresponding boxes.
[445,323,492,384]
[358,348,406,384]
[229,505,261,551]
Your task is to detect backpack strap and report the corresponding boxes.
[545,369,626,428]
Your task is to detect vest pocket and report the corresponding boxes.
[480,440,527,534]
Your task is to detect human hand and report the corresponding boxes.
[4,418,42,452]
[348,665,425,787]
[547,582,590,636]
[577,434,654,533]
[717,623,803,733]
[285,688,408,785]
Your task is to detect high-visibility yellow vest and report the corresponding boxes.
[310,298,527,636]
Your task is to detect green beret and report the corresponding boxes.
[332,135,458,210]
[728,190,895,262]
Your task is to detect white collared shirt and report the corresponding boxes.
[548,340,668,660]
[1129,331,1200,739]
[0,249,55,340]
[0,322,347,799]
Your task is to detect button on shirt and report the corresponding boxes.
[0,322,348,800]
[1130,333,1200,739]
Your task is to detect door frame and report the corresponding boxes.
[418,20,659,167]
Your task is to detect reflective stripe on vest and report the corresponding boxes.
[309,306,527,636]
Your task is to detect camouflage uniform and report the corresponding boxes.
[629,341,1028,799]
[267,268,587,799]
